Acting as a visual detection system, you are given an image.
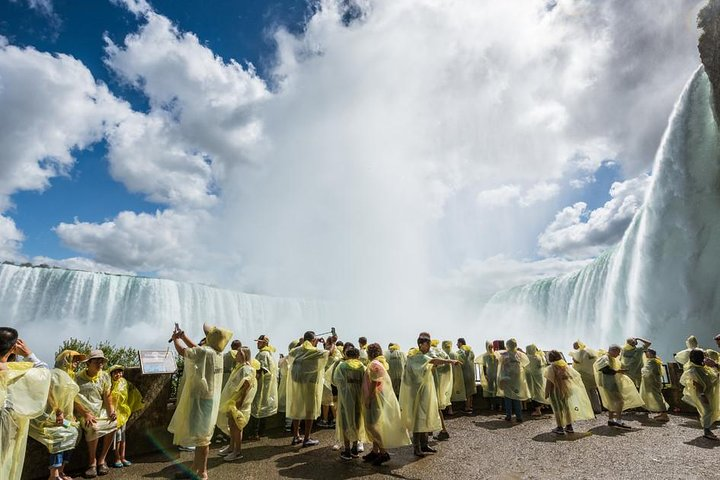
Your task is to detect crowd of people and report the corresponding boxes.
[3,325,720,480]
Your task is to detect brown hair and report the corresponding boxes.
[367,343,382,359]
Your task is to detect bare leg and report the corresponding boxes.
[193,445,210,479]
[292,419,300,440]
[303,419,313,441]
[86,438,98,467]
[119,440,126,462]
[98,433,114,466]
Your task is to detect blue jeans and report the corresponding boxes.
[49,450,72,468]
[504,397,523,421]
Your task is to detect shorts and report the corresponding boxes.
[49,450,72,469]
[113,424,126,447]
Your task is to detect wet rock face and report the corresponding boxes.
[699,0,720,116]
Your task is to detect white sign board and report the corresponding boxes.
[138,349,177,375]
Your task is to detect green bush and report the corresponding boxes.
[55,338,140,373]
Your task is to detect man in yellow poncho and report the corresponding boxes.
[332,346,366,460]
[358,337,369,365]
[681,349,720,440]
[428,340,452,440]
[222,340,242,388]
[400,332,459,457]
[477,341,500,411]
[384,343,406,398]
[497,338,530,422]
[30,350,85,480]
[544,350,594,435]
[108,365,145,468]
[525,344,549,416]
[442,340,464,415]
[277,339,299,432]
[217,346,258,461]
[640,349,669,421]
[247,335,278,441]
[569,340,602,413]
[0,328,52,480]
[169,323,232,480]
[620,337,652,388]
[456,338,477,414]
[319,336,341,429]
[287,331,330,447]
[594,344,644,429]
[674,335,701,370]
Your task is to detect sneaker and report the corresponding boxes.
[121,460,132,467]
[704,430,719,440]
[420,445,437,453]
[177,445,195,452]
[111,461,123,468]
[372,452,391,466]
[340,450,353,461]
[363,451,379,462]
[317,419,329,428]
[552,427,565,435]
[564,425,574,433]
[356,442,364,453]
[504,416,512,422]
[224,452,244,461]
[435,430,450,441]
[218,445,231,456]
[607,420,618,427]
[302,438,320,447]
[350,445,359,458]
[291,437,303,446]
[332,444,341,450]
[615,422,632,429]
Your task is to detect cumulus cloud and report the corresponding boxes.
[476,182,560,208]
[538,174,651,258]
[0,215,24,262]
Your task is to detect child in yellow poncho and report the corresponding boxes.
[332,346,366,460]
[456,338,477,413]
[217,347,259,460]
[477,341,500,411]
[442,340,464,414]
[639,349,669,421]
[544,350,594,435]
[108,365,144,468]
[525,344,549,416]
[680,349,720,440]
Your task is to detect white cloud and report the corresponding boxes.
[538,174,651,258]
[30,256,136,276]
[11,0,54,17]
[0,215,24,262]
[476,182,560,208]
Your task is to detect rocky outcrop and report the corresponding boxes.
[699,0,720,117]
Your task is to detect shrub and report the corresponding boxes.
[54,337,139,372]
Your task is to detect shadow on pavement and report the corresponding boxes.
[588,425,639,437]
[685,436,720,449]
[473,419,517,430]
[532,431,592,443]
[632,414,669,428]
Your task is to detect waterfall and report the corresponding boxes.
[484,67,720,356]
[0,263,330,358]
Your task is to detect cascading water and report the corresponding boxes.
[484,67,720,357]
[0,263,330,358]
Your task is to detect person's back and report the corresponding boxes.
[332,351,366,458]
[385,344,406,397]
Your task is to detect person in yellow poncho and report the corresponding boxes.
[286,331,330,447]
[358,337,369,365]
[640,349,669,421]
[29,349,85,480]
[222,340,242,388]
[594,344,644,429]
[277,339,300,432]
[674,335,701,370]
[544,350,594,435]
[400,332,459,457]
[525,344,549,416]
[569,340,602,413]
[497,338,530,422]
[319,335,341,429]
[217,346,258,461]
[108,365,145,468]
[680,349,720,440]
[384,343,406,398]
[0,328,52,480]
[477,341,500,411]
[362,342,410,466]
[442,340,464,415]
[332,346,366,460]
[75,349,118,478]
[456,338,477,414]
[169,323,232,480]
[247,334,278,441]
[620,337,652,388]
[428,340,452,440]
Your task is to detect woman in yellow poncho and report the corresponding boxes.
[0,330,52,480]
[75,349,118,478]
[544,350,594,435]
[497,338,530,422]
[29,350,85,480]
[248,335,278,440]
[569,340,602,413]
[385,343,406,398]
[680,349,720,440]
[286,331,330,447]
[362,343,410,466]
[620,337,651,388]
[442,340,465,413]
[277,340,299,432]
[169,323,232,480]
[456,338,477,413]
[400,332,459,457]
[639,349,669,421]
[108,365,144,468]
[217,346,258,460]
[477,341,500,411]
[525,344,549,416]
[428,340,452,440]
[594,344,644,429]
[332,346,366,460]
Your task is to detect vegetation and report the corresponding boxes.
[55,337,140,371]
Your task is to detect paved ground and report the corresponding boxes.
[74,410,720,479]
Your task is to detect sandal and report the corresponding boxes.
[111,461,123,468]
[97,464,109,476]
[121,460,132,466]
[83,466,97,479]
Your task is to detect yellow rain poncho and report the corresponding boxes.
[29,352,82,454]
[477,342,498,398]
[400,351,441,433]
[332,359,366,443]
[286,341,329,420]
[362,358,410,448]
[1,362,51,480]
[359,345,369,365]
[109,374,144,428]
[496,341,530,401]
[594,354,644,412]
[217,363,257,434]
[457,344,477,397]
[620,343,647,388]
[525,345,549,405]
[385,344,406,397]
[674,336,701,370]
[322,348,342,407]
[544,361,594,425]
[429,346,453,409]
[278,340,300,413]
[640,357,668,413]
[680,364,720,428]
[252,346,278,418]
[569,342,599,389]
[167,345,224,447]
[75,369,117,441]
[443,341,465,402]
